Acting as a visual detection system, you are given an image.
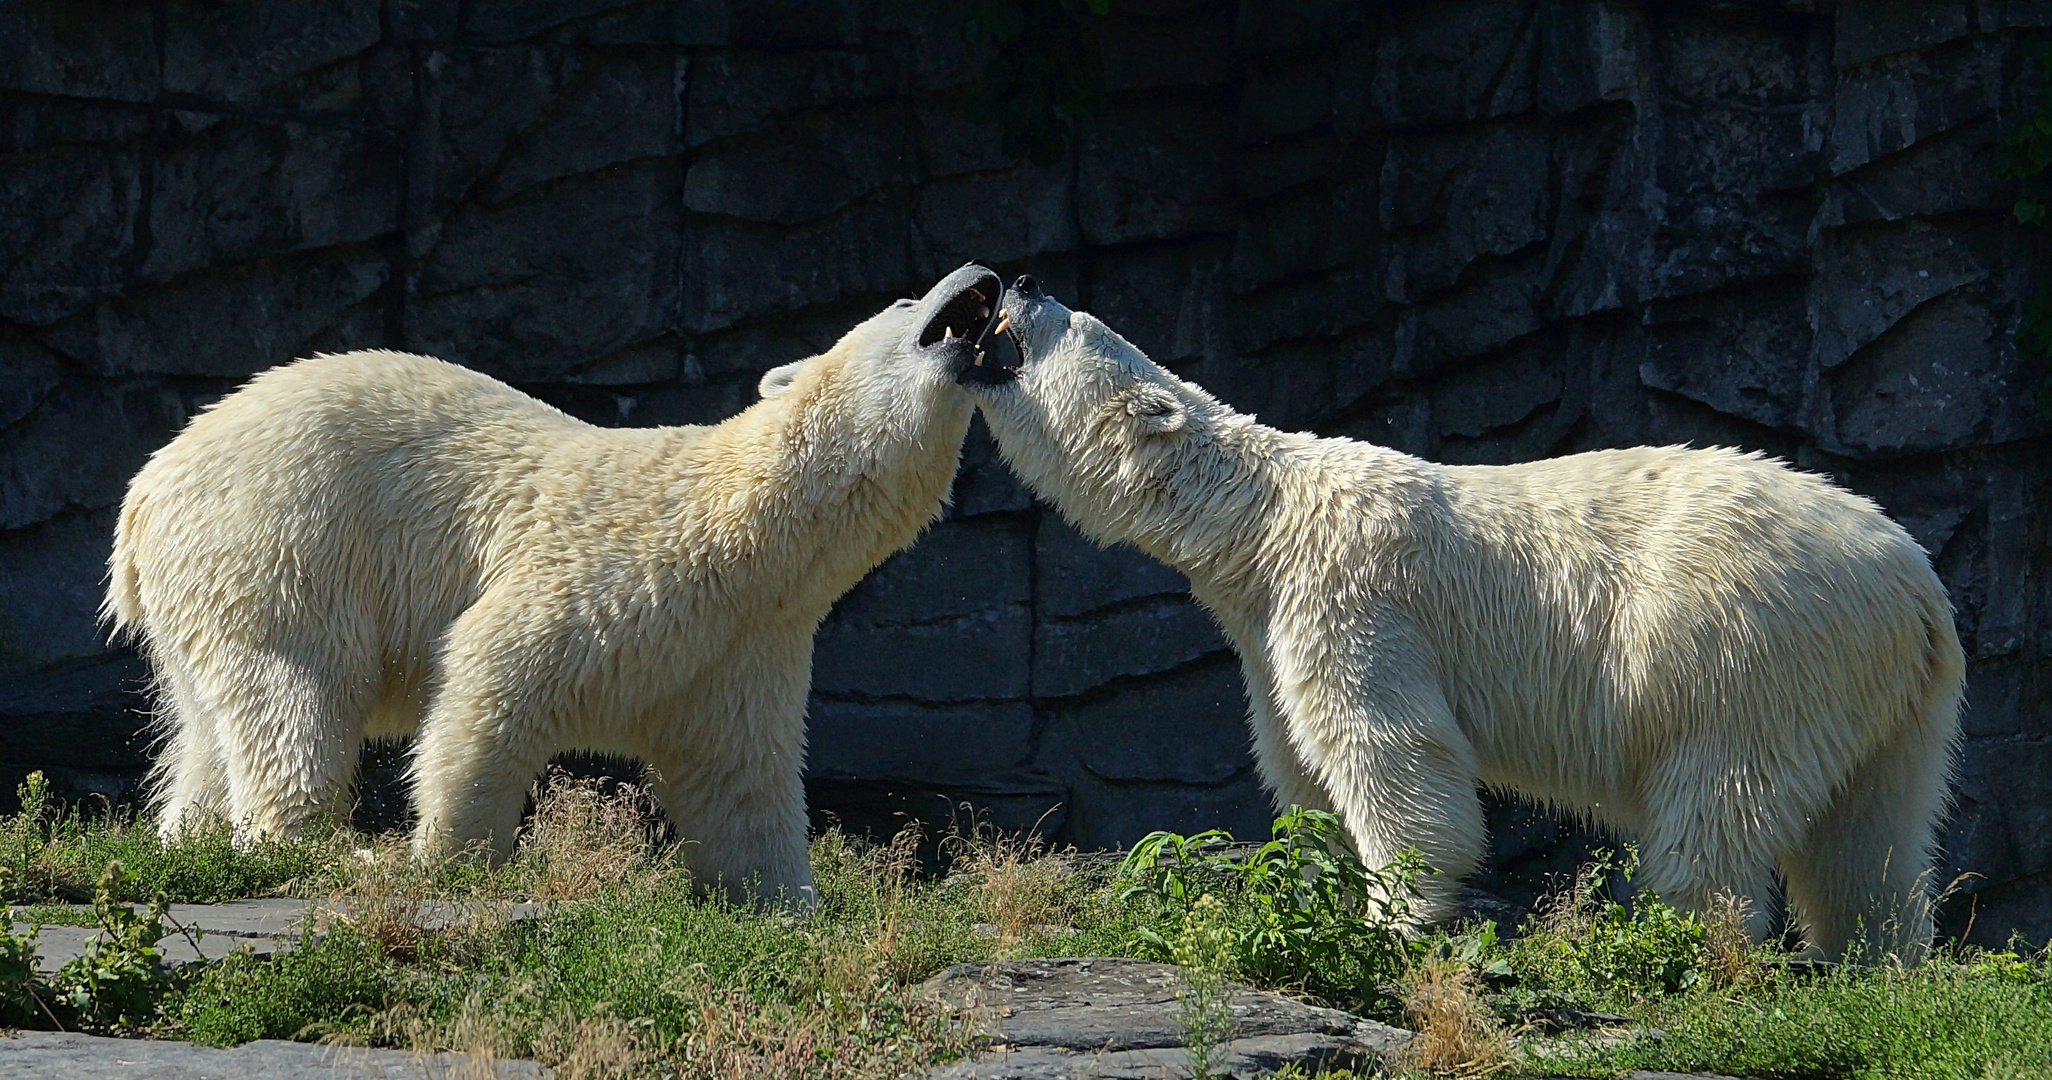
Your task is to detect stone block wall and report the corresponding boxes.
[1,0,2047,942]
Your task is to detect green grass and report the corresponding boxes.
[0,771,2046,1079]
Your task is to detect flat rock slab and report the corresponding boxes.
[10,899,546,974]
[918,957,1412,1078]
[0,1030,550,1078]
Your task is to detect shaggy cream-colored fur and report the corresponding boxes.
[106,265,1005,903]
[965,280,1963,961]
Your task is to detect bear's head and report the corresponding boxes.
[955,275,1260,560]
[754,264,1005,454]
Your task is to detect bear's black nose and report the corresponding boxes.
[1014,274,1045,300]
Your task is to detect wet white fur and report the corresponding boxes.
[106,293,976,903]
[970,296,1962,961]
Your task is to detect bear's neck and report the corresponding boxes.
[676,381,971,613]
[1097,415,1284,594]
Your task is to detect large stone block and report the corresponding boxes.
[682,197,915,334]
[806,698,1035,783]
[1192,329,1394,437]
[1034,516,1186,622]
[1378,120,1551,303]
[1651,4,1824,108]
[0,509,125,665]
[1534,0,1646,115]
[813,518,1032,702]
[830,517,1032,625]
[1395,249,1546,374]
[485,51,683,203]
[1948,736,2052,889]
[145,115,399,285]
[915,165,1075,270]
[0,332,64,431]
[685,108,908,225]
[0,380,183,533]
[1829,287,2040,458]
[408,46,564,218]
[1094,2,1235,92]
[162,0,381,105]
[1813,217,1994,370]
[689,50,888,148]
[1430,336,1573,449]
[1033,596,1228,700]
[41,245,388,378]
[1833,0,1973,67]
[812,607,1031,702]
[0,137,145,326]
[1829,33,2005,175]
[461,0,673,44]
[409,161,682,379]
[1075,94,1233,246]
[0,0,157,101]
[1823,115,2006,226]
[1641,281,1810,433]
[1238,51,1333,143]
[1646,106,1819,299]
[1039,660,1252,787]
[1082,240,1231,368]
[1363,0,1534,126]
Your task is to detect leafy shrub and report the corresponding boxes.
[1117,806,1423,1010]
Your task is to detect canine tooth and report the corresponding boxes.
[943,327,956,340]
[980,306,990,318]
[975,351,986,366]
[993,313,1010,335]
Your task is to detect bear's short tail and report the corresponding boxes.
[102,492,147,645]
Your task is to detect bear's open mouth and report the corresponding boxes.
[921,270,1022,385]
[919,272,1002,350]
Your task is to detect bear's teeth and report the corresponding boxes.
[992,313,1010,335]
[944,327,956,340]
[979,306,990,318]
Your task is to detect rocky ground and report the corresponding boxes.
[1,899,1759,1079]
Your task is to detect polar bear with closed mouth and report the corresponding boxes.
[106,264,1011,904]
[962,275,1963,960]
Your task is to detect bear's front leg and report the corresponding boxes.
[408,604,563,861]
[1269,606,1486,925]
[647,632,815,908]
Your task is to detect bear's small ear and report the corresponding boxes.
[758,361,805,400]
[1125,383,1187,435]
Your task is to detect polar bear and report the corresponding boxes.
[105,264,1010,903]
[962,275,1963,961]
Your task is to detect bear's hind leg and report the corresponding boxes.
[149,653,232,840]
[209,649,372,841]
[1780,716,1952,963]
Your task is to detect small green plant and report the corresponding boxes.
[54,861,173,1028]
[1118,807,1423,1011]
[1497,851,1708,1011]
[0,864,44,1025]
[1173,892,1239,1078]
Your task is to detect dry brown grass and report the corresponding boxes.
[663,978,965,1080]
[1702,891,1759,988]
[1398,954,1511,1077]
[518,770,670,902]
[945,822,1074,956]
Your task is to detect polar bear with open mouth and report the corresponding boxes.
[961,275,1962,960]
[108,265,1011,904]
